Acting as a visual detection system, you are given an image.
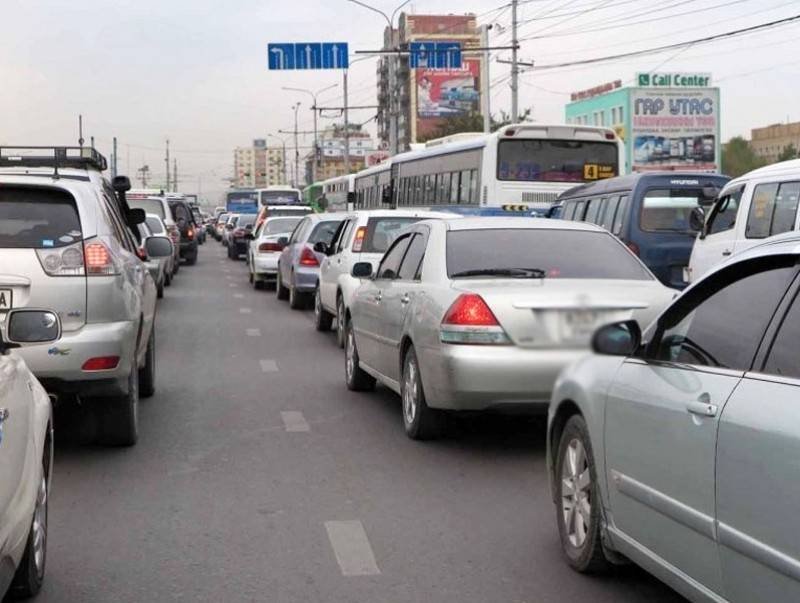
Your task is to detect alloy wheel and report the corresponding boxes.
[337,298,345,345]
[315,288,322,321]
[345,327,355,382]
[403,356,418,426]
[32,473,47,577]
[561,438,592,548]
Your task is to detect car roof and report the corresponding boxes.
[350,209,458,219]
[558,171,729,199]
[728,232,800,263]
[436,216,607,232]
[726,158,800,186]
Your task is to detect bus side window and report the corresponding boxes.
[595,197,609,225]
[613,195,629,235]
[574,200,586,221]
[562,201,576,221]
[601,196,620,230]
[585,198,601,224]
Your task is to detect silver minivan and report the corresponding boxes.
[549,231,800,602]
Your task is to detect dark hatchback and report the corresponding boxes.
[228,213,256,259]
[168,198,199,265]
[557,172,730,289]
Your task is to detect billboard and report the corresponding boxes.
[415,58,480,140]
[631,88,720,172]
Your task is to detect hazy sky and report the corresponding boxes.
[3,0,799,202]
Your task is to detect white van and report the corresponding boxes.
[688,159,800,282]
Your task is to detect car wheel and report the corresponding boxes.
[157,277,164,299]
[314,286,333,331]
[165,271,171,287]
[289,280,307,310]
[336,295,346,348]
[345,318,375,391]
[9,463,48,598]
[276,269,289,300]
[555,414,609,573]
[401,346,441,440]
[138,329,156,398]
[185,250,197,266]
[98,365,139,447]
[248,268,254,284]
[173,260,179,275]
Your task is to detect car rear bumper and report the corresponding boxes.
[252,254,280,279]
[16,320,138,397]
[232,240,249,255]
[293,266,319,292]
[422,344,589,412]
[179,240,198,257]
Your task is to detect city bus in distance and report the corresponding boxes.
[303,182,323,209]
[355,124,625,213]
[257,186,303,207]
[226,188,259,214]
[320,174,355,212]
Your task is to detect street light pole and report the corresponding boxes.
[293,102,301,187]
[343,69,350,174]
[282,84,338,182]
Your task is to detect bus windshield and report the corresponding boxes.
[260,190,301,205]
[497,139,619,183]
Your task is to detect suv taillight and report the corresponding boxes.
[440,294,511,345]
[352,226,366,252]
[187,227,195,240]
[299,247,319,267]
[36,241,85,276]
[84,239,119,276]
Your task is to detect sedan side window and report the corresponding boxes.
[707,186,744,235]
[376,235,411,280]
[648,257,797,370]
[398,233,427,281]
[289,219,306,244]
[763,290,800,380]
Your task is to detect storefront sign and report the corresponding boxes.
[636,72,712,88]
[570,80,622,102]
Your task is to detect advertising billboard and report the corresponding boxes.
[416,58,480,140]
[631,87,720,172]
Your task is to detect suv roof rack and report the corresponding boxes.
[0,146,108,171]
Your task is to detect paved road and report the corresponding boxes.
[35,243,686,603]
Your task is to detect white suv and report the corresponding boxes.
[313,209,456,346]
[0,146,172,446]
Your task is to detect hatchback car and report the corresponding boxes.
[136,221,174,299]
[227,213,256,260]
[222,214,240,247]
[548,231,800,602]
[0,146,168,446]
[168,198,199,265]
[0,309,60,599]
[345,217,675,439]
[247,216,303,289]
[128,195,180,276]
[313,209,456,346]
[276,214,343,309]
[144,213,176,285]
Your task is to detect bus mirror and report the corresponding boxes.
[381,187,392,205]
[690,207,706,234]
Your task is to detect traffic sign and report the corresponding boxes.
[322,43,349,69]
[268,42,349,70]
[268,43,296,70]
[409,41,462,70]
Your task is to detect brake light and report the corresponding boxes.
[84,240,118,276]
[36,241,85,276]
[440,294,510,345]
[352,226,366,252]
[82,356,120,371]
[299,247,319,267]
[187,227,195,240]
[259,242,283,253]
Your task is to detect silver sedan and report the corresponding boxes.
[344,217,676,440]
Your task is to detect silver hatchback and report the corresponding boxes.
[548,231,800,602]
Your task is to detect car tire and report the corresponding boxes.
[138,330,156,398]
[165,271,171,287]
[401,346,441,440]
[336,295,346,348]
[185,252,197,266]
[314,286,333,331]
[98,365,139,447]
[9,462,48,598]
[345,318,375,392]
[157,278,164,299]
[173,261,179,275]
[289,280,307,310]
[276,269,289,300]
[555,414,609,573]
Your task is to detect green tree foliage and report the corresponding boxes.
[778,143,798,162]
[417,108,534,143]
[721,137,766,178]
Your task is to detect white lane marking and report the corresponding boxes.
[239,307,252,314]
[229,283,239,288]
[233,293,245,299]
[246,328,261,337]
[260,359,278,373]
[324,520,381,576]
[281,411,310,432]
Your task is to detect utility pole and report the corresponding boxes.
[388,31,398,155]
[481,25,492,133]
[343,69,351,174]
[293,103,301,187]
[173,159,177,193]
[165,139,171,192]
[112,137,118,178]
[511,0,519,123]
[78,115,84,147]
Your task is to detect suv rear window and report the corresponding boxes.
[446,228,652,280]
[264,218,302,234]
[0,187,82,249]
[129,198,165,219]
[145,216,165,234]
[363,217,422,253]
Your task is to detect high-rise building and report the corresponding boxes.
[377,13,482,151]
[234,140,285,188]
[304,124,376,182]
[751,122,800,164]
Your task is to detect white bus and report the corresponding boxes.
[256,185,303,207]
[320,174,355,212]
[357,124,624,213]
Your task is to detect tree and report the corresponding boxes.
[721,137,766,178]
[416,108,535,143]
[778,143,798,162]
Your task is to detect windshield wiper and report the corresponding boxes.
[450,267,547,279]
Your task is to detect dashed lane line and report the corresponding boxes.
[246,328,261,336]
[324,520,381,577]
[280,411,310,432]
[259,359,279,373]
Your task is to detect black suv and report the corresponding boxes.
[168,199,199,265]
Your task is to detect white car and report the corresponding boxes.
[0,309,61,599]
[247,216,304,289]
[313,209,457,346]
[688,158,800,282]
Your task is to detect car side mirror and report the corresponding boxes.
[145,235,174,258]
[313,241,328,255]
[112,175,132,193]
[277,236,289,248]
[352,262,373,278]
[689,206,705,234]
[126,208,146,226]
[4,309,61,350]
[245,232,255,240]
[592,320,641,356]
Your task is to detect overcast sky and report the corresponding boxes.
[2,0,798,202]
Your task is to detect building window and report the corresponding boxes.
[619,105,624,123]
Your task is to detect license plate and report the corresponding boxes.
[561,310,597,340]
[0,289,13,310]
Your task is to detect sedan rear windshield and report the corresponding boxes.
[364,217,423,253]
[640,188,706,232]
[0,187,82,249]
[446,229,652,280]
[129,198,165,219]
[264,218,302,234]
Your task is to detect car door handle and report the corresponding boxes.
[687,397,718,418]
[722,249,732,256]
[400,294,410,305]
